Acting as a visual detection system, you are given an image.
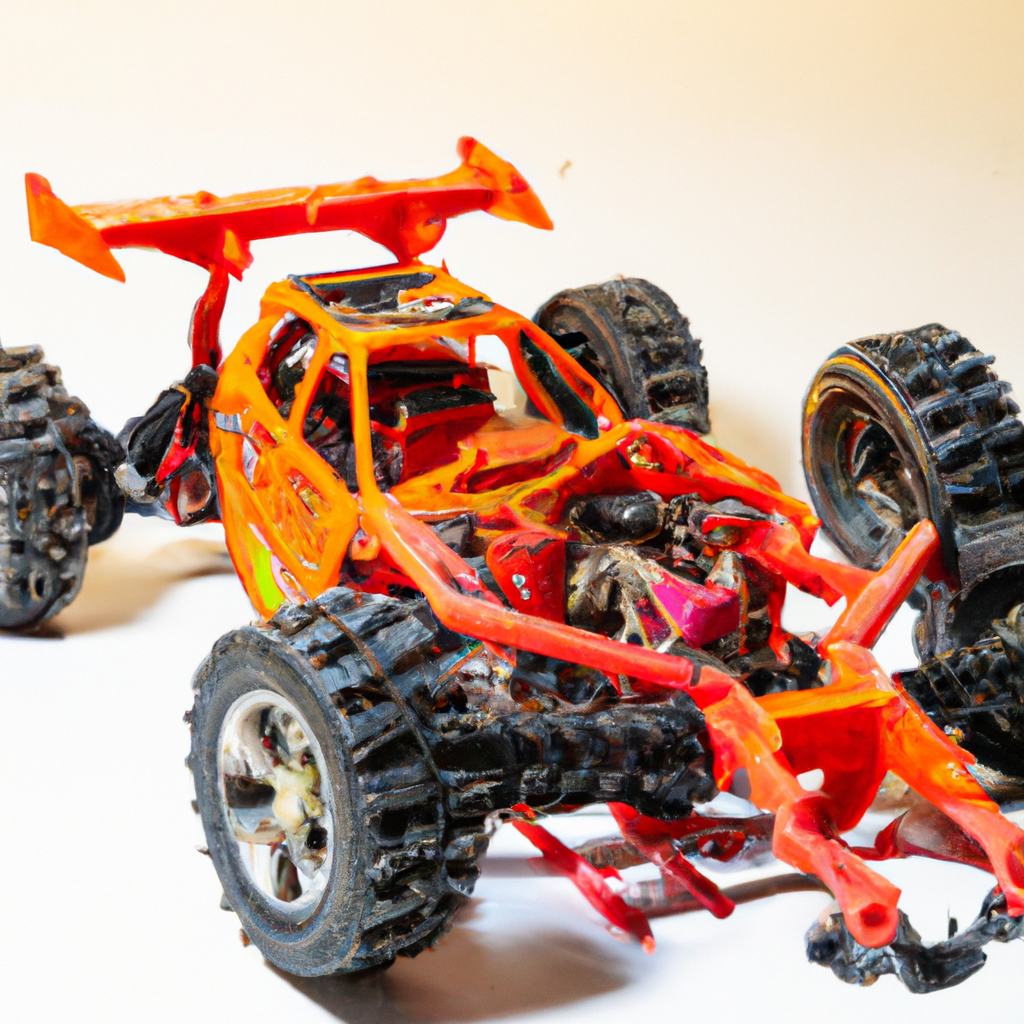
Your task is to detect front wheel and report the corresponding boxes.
[188,588,481,976]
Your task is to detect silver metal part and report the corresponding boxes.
[217,689,335,917]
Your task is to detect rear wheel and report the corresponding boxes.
[534,278,710,433]
[0,344,123,630]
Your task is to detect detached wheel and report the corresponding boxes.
[535,278,710,433]
[189,588,484,976]
[803,325,1024,572]
[803,324,1024,657]
[0,344,123,630]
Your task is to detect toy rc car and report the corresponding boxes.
[5,139,1023,992]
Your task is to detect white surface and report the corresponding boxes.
[1,2,1023,1021]
[0,523,1018,1024]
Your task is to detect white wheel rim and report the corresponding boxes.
[217,689,335,918]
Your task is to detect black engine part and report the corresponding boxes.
[117,363,219,525]
[807,888,1024,993]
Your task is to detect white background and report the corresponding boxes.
[1,2,1023,1022]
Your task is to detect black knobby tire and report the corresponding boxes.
[189,587,472,976]
[0,345,123,629]
[534,278,710,433]
[897,636,1024,782]
[804,325,1024,658]
[74,418,126,546]
[803,324,1024,575]
[896,602,1024,785]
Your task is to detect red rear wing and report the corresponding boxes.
[25,137,552,282]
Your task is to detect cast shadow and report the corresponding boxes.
[48,538,235,635]
[271,903,636,1024]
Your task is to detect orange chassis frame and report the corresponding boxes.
[211,266,1024,950]
[28,139,1024,953]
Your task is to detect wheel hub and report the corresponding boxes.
[218,690,333,912]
